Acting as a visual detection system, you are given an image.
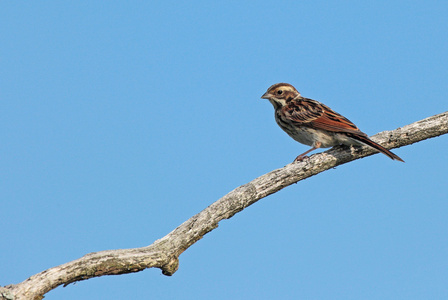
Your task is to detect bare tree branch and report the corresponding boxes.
[2,111,447,300]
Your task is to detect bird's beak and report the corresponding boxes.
[261,92,270,99]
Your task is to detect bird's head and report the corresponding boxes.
[261,83,301,108]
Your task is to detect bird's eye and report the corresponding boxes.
[277,90,283,95]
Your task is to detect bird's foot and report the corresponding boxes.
[293,155,310,163]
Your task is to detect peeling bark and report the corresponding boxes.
[2,111,447,300]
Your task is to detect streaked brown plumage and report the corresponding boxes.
[261,83,404,162]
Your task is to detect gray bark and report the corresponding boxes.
[2,111,447,300]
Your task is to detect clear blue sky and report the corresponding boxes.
[1,1,447,299]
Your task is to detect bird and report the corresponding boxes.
[261,83,404,162]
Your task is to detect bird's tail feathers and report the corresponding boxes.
[348,134,404,162]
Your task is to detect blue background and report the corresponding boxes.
[1,1,447,299]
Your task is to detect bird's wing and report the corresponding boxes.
[284,98,365,135]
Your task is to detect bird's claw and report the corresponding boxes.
[293,155,310,163]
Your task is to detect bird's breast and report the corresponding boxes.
[274,113,357,148]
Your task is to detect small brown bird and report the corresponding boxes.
[261,83,404,162]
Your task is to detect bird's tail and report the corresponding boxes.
[348,134,404,162]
